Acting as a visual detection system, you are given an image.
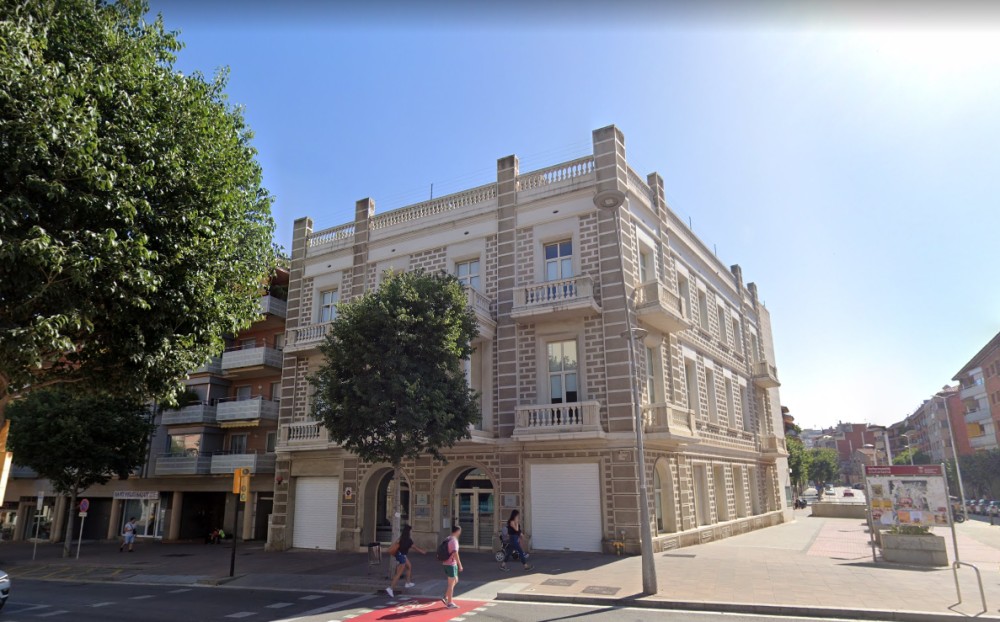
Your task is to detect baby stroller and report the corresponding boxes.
[493,527,522,563]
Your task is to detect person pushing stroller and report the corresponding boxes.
[499,509,532,571]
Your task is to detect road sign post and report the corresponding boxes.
[32,491,44,561]
[75,498,90,560]
[230,468,250,577]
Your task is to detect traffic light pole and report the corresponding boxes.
[230,493,240,577]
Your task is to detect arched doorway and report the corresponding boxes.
[364,469,410,544]
[451,467,495,550]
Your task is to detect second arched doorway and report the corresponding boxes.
[451,467,495,550]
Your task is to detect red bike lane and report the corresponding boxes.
[348,597,488,622]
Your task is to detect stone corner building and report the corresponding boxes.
[266,125,791,555]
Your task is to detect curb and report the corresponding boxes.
[495,591,1000,621]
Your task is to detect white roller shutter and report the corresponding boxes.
[530,463,602,552]
[292,477,339,550]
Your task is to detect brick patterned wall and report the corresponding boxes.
[410,246,447,273]
[517,325,536,403]
[300,277,314,325]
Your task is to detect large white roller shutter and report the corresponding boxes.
[292,477,339,550]
[530,463,602,552]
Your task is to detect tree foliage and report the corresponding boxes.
[311,270,481,465]
[6,386,154,556]
[959,448,1000,498]
[787,436,812,493]
[0,0,274,416]
[807,447,840,488]
[892,448,932,466]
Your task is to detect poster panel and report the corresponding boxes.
[864,465,949,527]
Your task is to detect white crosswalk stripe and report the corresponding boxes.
[266,602,293,608]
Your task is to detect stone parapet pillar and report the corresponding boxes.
[107,497,122,540]
[168,491,183,541]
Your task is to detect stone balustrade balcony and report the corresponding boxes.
[510,276,600,323]
[635,282,690,334]
[752,361,781,389]
[759,433,788,458]
[512,401,603,441]
[640,403,698,445]
[285,322,332,354]
[278,420,331,452]
[466,288,496,339]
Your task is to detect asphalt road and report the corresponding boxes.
[7,580,896,622]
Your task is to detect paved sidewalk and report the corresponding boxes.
[5,512,1000,620]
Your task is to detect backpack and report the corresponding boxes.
[435,537,452,561]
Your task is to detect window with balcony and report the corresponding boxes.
[229,433,248,454]
[544,240,573,281]
[547,340,578,404]
[645,346,659,403]
[456,259,481,291]
[685,359,699,416]
[168,434,201,456]
[678,275,691,319]
[697,290,709,332]
[236,385,252,401]
[319,289,339,323]
[638,247,653,283]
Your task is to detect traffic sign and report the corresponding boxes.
[232,468,242,494]
[79,498,90,512]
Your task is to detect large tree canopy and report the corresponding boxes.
[807,447,840,490]
[6,386,154,556]
[311,270,480,540]
[0,0,275,415]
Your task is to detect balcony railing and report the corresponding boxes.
[210,452,277,475]
[11,465,38,479]
[510,276,600,323]
[759,434,788,457]
[154,453,212,476]
[259,295,288,319]
[964,408,991,423]
[466,288,496,339]
[640,403,698,444]
[752,361,781,389]
[635,281,690,334]
[960,380,985,400]
[162,402,218,426]
[512,401,602,439]
[216,397,280,423]
[192,356,223,375]
[279,420,331,451]
[285,322,332,353]
[221,343,282,372]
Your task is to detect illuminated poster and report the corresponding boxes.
[864,465,950,527]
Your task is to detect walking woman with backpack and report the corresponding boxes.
[499,510,532,571]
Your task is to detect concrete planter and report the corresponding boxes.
[880,533,948,567]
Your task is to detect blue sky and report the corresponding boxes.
[150,1,1000,430]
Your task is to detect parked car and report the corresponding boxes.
[0,569,9,610]
[852,483,864,490]
[975,499,989,514]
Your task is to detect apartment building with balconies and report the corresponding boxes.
[953,331,1000,452]
[267,126,789,555]
[3,270,288,544]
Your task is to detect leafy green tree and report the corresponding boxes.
[0,0,274,420]
[311,270,480,542]
[787,436,812,494]
[7,387,154,557]
[892,448,931,466]
[960,448,1000,498]
[807,448,840,491]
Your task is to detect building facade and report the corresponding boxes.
[953,332,1000,452]
[267,125,790,555]
[3,271,288,544]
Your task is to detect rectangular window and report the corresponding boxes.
[725,378,736,428]
[697,290,709,332]
[236,385,252,401]
[678,276,691,318]
[639,248,653,283]
[713,465,729,521]
[273,332,285,350]
[685,359,699,416]
[740,386,752,432]
[319,289,339,323]
[706,368,719,424]
[168,434,200,456]
[270,381,281,403]
[229,433,248,454]
[717,306,728,345]
[547,340,578,404]
[456,259,481,291]
[240,337,256,349]
[732,316,743,355]
[544,240,573,281]
[645,346,657,403]
[266,431,277,453]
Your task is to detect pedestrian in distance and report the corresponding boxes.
[499,509,532,571]
[440,525,463,609]
[386,525,427,598]
[120,517,137,552]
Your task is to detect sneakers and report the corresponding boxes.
[523,564,533,570]
[386,587,394,598]
[446,602,459,609]
[499,564,509,572]
[404,582,415,588]
[440,598,448,605]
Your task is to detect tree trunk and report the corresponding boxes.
[392,462,402,545]
[62,490,78,558]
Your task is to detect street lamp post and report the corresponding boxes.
[935,392,968,521]
[594,188,657,596]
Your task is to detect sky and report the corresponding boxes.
[149,0,1000,430]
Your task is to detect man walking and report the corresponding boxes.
[120,517,137,552]
[440,525,462,609]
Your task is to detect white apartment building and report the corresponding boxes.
[954,366,997,452]
[266,126,790,555]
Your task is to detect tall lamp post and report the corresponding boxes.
[594,188,657,596]
[935,391,968,521]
